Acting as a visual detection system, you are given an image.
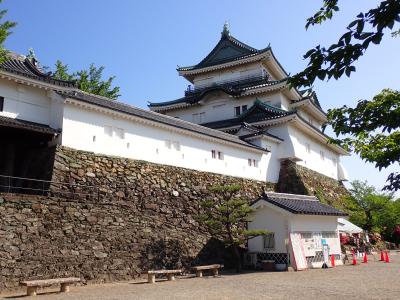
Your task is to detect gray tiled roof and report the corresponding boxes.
[59,90,266,152]
[259,192,347,216]
[0,53,76,88]
[201,100,294,129]
[177,32,270,71]
[149,79,286,109]
[0,115,59,135]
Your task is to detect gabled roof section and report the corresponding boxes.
[298,89,322,108]
[0,52,76,88]
[240,99,288,119]
[253,192,347,216]
[201,99,293,129]
[177,27,270,72]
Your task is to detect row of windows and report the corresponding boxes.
[211,149,224,160]
[248,159,258,167]
[104,125,125,139]
[91,131,260,170]
[165,140,180,151]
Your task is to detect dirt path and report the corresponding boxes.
[2,253,399,300]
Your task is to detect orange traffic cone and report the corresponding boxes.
[380,251,385,261]
[331,254,335,267]
[352,250,357,265]
[385,251,390,263]
[363,252,368,263]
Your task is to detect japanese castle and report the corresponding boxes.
[149,25,348,182]
[0,25,348,184]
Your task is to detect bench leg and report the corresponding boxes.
[212,268,219,277]
[27,286,37,296]
[148,274,156,284]
[167,274,175,281]
[196,270,203,278]
[60,283,70,293]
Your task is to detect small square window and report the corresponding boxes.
[234,106,241,116]
[211,150,216,159]
[104,125,113,137]
[172,141,180,151]
[263,233,275,250]
[242,105,248,112]
[115,128,125,139]
[320,150,325,160]
[248,159,252,166]
[253,159,257,167]
[305,143,311,154]
[218,151,223,160]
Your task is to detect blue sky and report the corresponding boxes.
[4,0,399,194]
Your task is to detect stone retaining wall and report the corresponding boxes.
[278,159,350,209]
[0,147,350,290]
[0,146,273,290]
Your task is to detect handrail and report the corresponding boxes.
[185,74,269,95]
[0,174,101,200]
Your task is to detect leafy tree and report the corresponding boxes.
[346,180,399,241]
[0,0,17,63]
[289,0,400,191]
[198,185,267,272]
[53,60,120,100]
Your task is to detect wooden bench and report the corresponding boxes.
[20,277,81,296]
[145,270,182,284]
[192,264,224,277]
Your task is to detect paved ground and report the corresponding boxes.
[2,253,399,300]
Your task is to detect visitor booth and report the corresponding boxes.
[247,192,348,270]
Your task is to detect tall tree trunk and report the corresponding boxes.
[233,246,242,273]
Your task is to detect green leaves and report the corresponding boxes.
[198,185,267,247]
[290,1,400,192]
[53,61,121,100]
[305,0,339,29]
[346,180,399,241]
[289,0,400,88]
[327,89,400,191]
[0,0,17,64]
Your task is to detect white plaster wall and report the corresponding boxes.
[289,215,339,232]
[288,125,339,179]
[248,206,289,253]
[61,103,269,181]
[248,137,281,183]
[296,108,322,129]
[192,62,265,88]
[0,80,58,127]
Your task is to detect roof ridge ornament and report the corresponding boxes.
[221,21,230,37]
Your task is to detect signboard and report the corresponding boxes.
[289,233,308,271]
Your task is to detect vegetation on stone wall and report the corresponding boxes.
[278,159,350,209]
